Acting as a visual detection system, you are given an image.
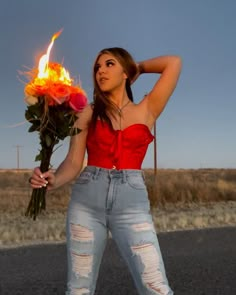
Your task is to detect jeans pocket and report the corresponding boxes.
[127,174,146,190]
[76,171,92,184]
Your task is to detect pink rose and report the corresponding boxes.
[68,92,88,111]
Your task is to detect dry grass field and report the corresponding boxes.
[0,168,236,248]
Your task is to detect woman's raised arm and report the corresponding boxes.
[138,55,182,120]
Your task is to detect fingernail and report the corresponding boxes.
[43,184,47,187]
[40,175,44,179]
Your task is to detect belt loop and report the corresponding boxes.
[93,167,100,180]
[122,170,127,183]
[142,170,146,181]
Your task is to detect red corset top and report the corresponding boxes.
[86,120,154,170]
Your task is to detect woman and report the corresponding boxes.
[29,47,182,295]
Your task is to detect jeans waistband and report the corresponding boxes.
[83,165,144,182]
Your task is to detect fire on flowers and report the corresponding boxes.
[23,30,87,220]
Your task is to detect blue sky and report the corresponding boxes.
[0,0,235,169]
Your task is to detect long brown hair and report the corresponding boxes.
[91,47,138,128]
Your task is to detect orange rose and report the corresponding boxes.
[48,83,71,105]
[25,81,49,97]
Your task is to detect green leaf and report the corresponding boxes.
[28,124,40,133]
[45,134,52,147]
[35,153,42,162]
[28,103,42,117]
[25,109,33,121]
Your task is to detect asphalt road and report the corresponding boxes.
[0,226,235,295]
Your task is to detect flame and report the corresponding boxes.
[37,29,72,85]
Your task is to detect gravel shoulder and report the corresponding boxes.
[1,201,236,249]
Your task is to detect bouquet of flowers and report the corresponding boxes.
[23,30,87,220]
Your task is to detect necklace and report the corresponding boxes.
[115,100,130,116]
[114,100,130,129]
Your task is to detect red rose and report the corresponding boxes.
[68,92,87,111]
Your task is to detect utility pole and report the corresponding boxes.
[14,145,23,170]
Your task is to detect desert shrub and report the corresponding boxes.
[221,169,236,182]
[0,170,31,187]
[144,169,236,207]
[0,169,236,211]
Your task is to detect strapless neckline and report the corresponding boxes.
[97,120,153,136]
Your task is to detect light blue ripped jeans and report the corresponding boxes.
[66,166,173,295]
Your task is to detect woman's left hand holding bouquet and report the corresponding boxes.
[29,167,56,191]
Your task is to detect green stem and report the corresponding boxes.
[25,143,54,220]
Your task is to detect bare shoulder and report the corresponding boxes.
[75,103,93,129]
[131,97,156,128]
